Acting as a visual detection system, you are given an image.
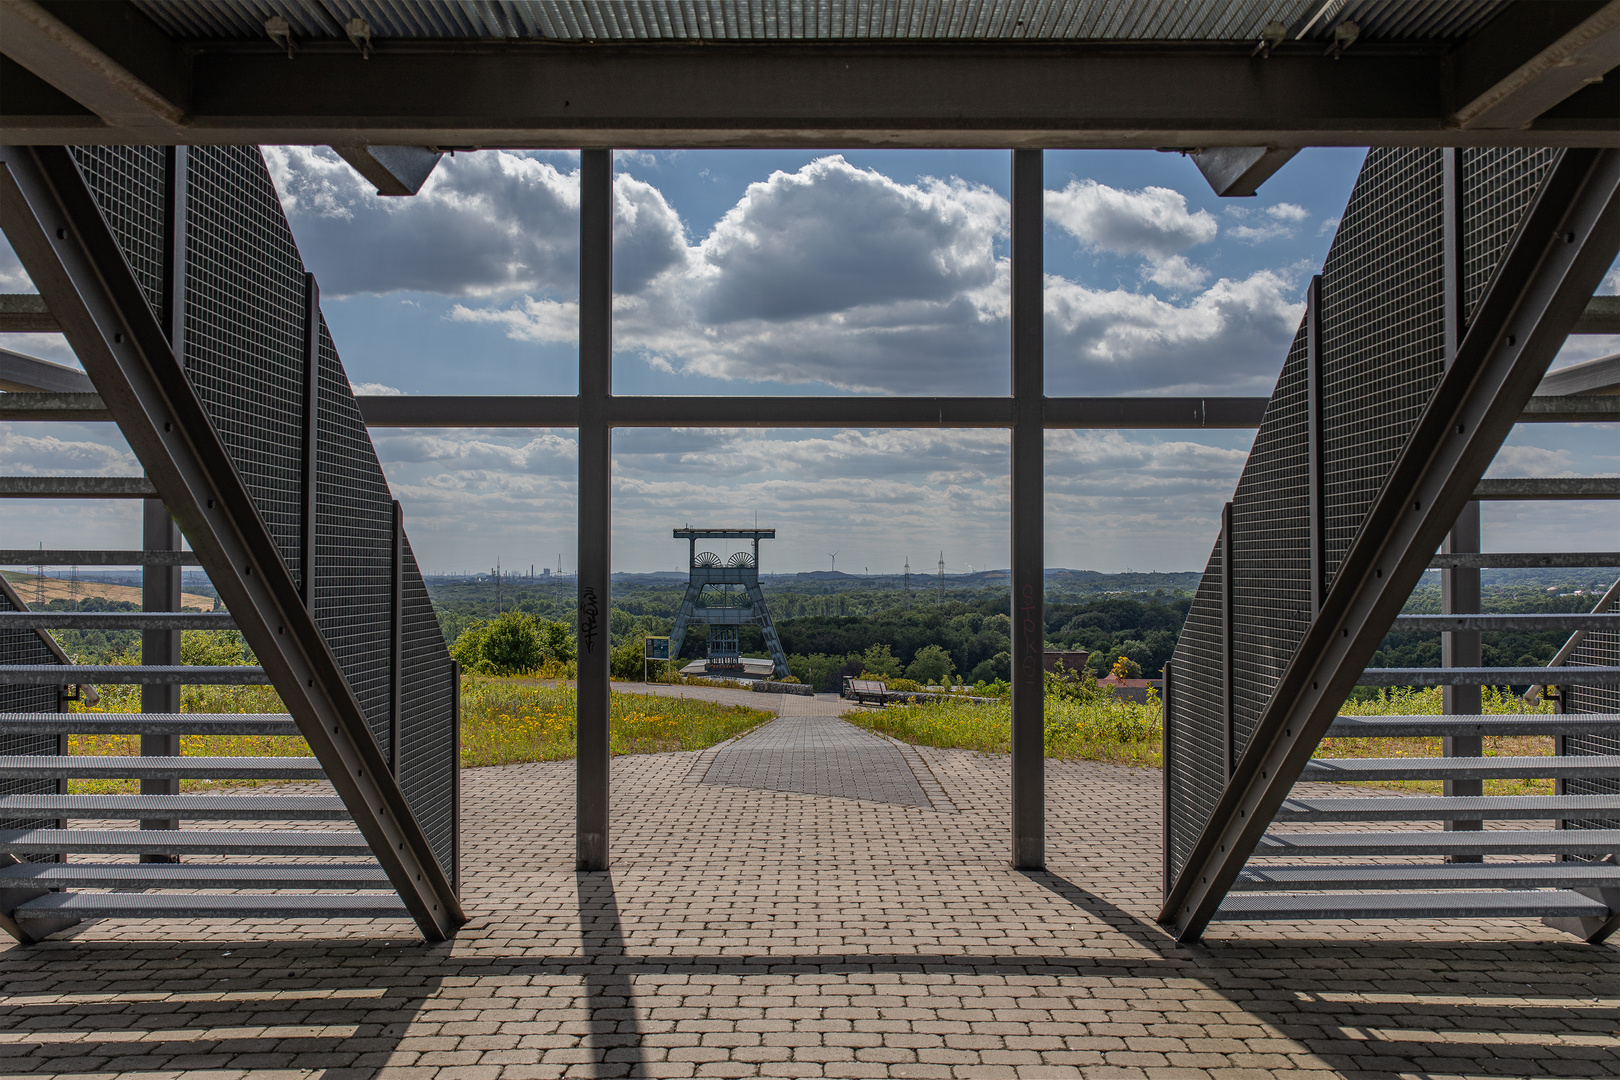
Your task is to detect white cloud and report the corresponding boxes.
[1144,255,1208,292]
[1267,202,1309,223]
[351,381,405,396]
[266,146,582,299]
[0,426,140,475]
[1046,179,1216,259]
[1045,270,1304,394]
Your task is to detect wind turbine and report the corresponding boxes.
[827,551,840,573]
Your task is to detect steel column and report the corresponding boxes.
[1440,148,1484,850]
[1160,147,1620,942]
[300,272,319,609]
[1160,659,1174,899]
[450,657,461,894]
[1305,275,1326,611]
[139,145,185,859]
[1009,148,1043,871]
[576,148,612,872]
[138,499,181,858]
[1,144,463,939]
[389,499,403,776]
[1221,502,1235,776]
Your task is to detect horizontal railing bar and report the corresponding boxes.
[1516,395,1620,422]
[1390,613,1620,631]
[1359,666,1620,685]
[1428,551,1620,568]
[0,549,201,565]
[0,612,232,630]
[0,712,297,734]
[1326,714,1619,737]
[0,476,156,498]
[0,392,113,421]
[1473,477,1620,499]
[0,293,57,333]
[0,664,269,685]
[1573,294,1620,333]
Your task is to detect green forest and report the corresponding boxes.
[31,566,1611,696]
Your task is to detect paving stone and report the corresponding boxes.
[3,691,1618,1079]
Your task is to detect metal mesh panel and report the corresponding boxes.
[183,147,307,587]
[1560,627,1620,833]
[69,146,167,317]
[0,585,66,848]
[1461,148,1560,323]
[1165,541,1225,885]
[1160,144,1564,894]
[1319,148,1447,587]
[314,319,395,759]
[1229,325,1313,761]
[398,539,457,880]
[65,144,458,891]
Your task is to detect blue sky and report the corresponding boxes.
[3,147,1615,575]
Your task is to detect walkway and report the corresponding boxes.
[2,713,1617,1078]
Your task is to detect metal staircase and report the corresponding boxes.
[1159,145,1620,943]
[0,144,462,942]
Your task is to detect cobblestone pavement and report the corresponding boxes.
[703,709,932,808]
[2,734,1617,1079]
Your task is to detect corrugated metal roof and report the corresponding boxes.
[130,0,1506,42]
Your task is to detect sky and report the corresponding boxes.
[3,147,1616,575]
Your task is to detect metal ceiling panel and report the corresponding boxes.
[128,0,1506,41]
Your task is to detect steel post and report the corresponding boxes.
[139,145,186,859]
[1009,148,1044,870]
[390,499,404,776]
[576,148,612,872]
[138,497,181,859]
[1440,148,1484,849]
[1221,502,1235,776]
[1305,276,1326,612]
[300,272,320,609]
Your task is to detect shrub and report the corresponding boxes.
[452,613,577,675]
[859,643,903,679]
[970,651,1010,684]
[905,644,955,685]
[1110,655,1142,680]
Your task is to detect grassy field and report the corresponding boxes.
[63,676,771,792]
[846,684,1556,794]
[846,693,1163,767]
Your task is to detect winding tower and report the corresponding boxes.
[669,529,788,679]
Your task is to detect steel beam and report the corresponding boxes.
[0,292,57,331]
[0,549,199,565]
[0,0,183,132]
[1160,147,1620,943]
[0,346,93,392]
[4,39,1618,148]
[353,394,1269,430]
[1008,148,1042,871]
[1473,477,1620,499]
[1574,295,1620,332]
[576,148,612,873]
[0,144,463,939]
[0,392,110,421]
[1537,351,1620,395]
[1450,1,1620,130]
[0,476,156,497]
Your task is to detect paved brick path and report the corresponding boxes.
[2,721,1617,1078]
[703,709,932,808]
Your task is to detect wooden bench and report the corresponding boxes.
[848,678,888,705]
